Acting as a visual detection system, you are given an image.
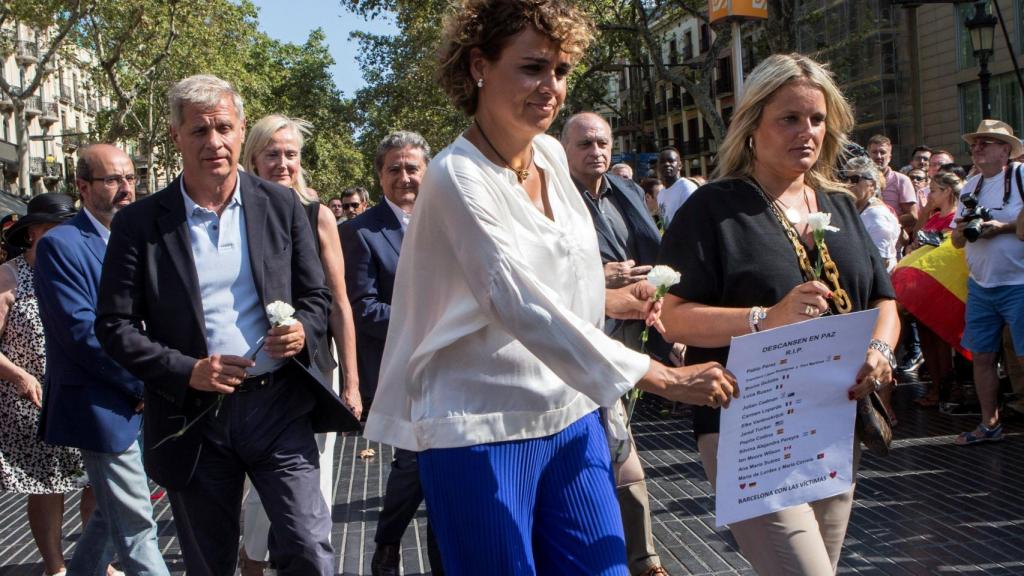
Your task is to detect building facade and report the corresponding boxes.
[1,22,110,199]
[606,0,1023,174]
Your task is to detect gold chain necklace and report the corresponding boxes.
[748,178,853,314]
[475,121,533,184]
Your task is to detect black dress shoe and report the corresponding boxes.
[371,543,401,576]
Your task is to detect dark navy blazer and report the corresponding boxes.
[339,203,402,404]
[577,173,672,362]
[36,211,144,453]
[94,172,357,489]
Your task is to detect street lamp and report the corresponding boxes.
[964,0,998,119]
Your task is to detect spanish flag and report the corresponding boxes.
[891,238,970,355]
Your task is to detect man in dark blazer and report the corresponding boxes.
[562,112,678,576]
[36,144,169,576]
[340,131,441,576]
[95,75,357,576]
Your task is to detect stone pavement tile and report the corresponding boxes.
[4,390,1024,575]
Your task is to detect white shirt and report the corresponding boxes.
[384,197,411,232]
[82,207,111,245]
[955,167,1024,287]
[363,134,650,452]
[859,201,901,272]
[657,177,698,228]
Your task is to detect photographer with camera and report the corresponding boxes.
[951,120,1024,445]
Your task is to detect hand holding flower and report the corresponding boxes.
[806,212,839,277]
[640,266,681,349]
[264,322,306,359]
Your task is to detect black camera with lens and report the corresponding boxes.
[959,192,993,242]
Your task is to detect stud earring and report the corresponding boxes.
[747,136,754,151]
[477,78,484,88]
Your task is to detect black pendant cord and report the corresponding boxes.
[475,121,533,184]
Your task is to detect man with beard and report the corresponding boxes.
[36,144,169,575]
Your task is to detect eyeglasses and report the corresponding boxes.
[970,139,1003,150]
[341,202,360,210]
[909,175,927,182]
[90,174,137,187]
[845,174,872,184]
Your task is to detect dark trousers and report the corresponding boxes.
[167,371,333,576]
[375,447,444,572]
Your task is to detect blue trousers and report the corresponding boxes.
[419,411,628,576]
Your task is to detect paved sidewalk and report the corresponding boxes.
[2,384,1023,575]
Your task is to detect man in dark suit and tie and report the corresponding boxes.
[340,131,441,576]
[562,112,679,576]
[95,75,358,576]
[36,144,169,576]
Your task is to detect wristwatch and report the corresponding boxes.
[868,338,896,371]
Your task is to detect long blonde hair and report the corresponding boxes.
[242,114,314,204]
[712,53,854,194]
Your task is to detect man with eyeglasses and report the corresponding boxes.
[339,186,368,222]
[951,120,1024,446]
[35,144,170,575]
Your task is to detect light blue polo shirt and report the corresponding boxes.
[180,176,283,375]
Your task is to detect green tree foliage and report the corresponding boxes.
[346,0,466,195]
[81,0,363,197]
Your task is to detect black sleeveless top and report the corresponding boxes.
[303,200,337,374]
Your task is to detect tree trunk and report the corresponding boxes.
[14,105,30,198]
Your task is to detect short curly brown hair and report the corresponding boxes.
[438,0,594,116]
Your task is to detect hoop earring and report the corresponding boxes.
[477,78,484,88]
[747,136,754,151]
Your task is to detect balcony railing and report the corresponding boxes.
[58,80,72,103]
[24,95,42,117]
[62,134,86,152]
[0,93,12,111]
[15,40,38,65]
[75,90,86,110]
[87,98,97,114]
[29,157,44,176]
[43,161,63,181]
[40,100,59,124]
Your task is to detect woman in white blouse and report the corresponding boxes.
[846,156,901,272]
[362,0,736,573]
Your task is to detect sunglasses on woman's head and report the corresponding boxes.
[845,174,872,184]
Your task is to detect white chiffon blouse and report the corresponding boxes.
[363,134,651,451]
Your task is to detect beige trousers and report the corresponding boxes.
[241,368,338,561]
[697,433,859,576]
[613,418,661,575]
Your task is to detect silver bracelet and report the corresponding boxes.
[868,338,897,371]
[748,306,766,333]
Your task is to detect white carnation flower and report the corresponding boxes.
[806,212,839,233]
[266,301,297,326]
[646,265,681,289]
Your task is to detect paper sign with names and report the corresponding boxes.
[715,309,879,527]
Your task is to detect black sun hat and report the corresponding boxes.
[3,193,77,248]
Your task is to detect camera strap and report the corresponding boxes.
[1014,162,1023,204]
[967,164,1014,208]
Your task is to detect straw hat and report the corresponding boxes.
[962,119,1024,158]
